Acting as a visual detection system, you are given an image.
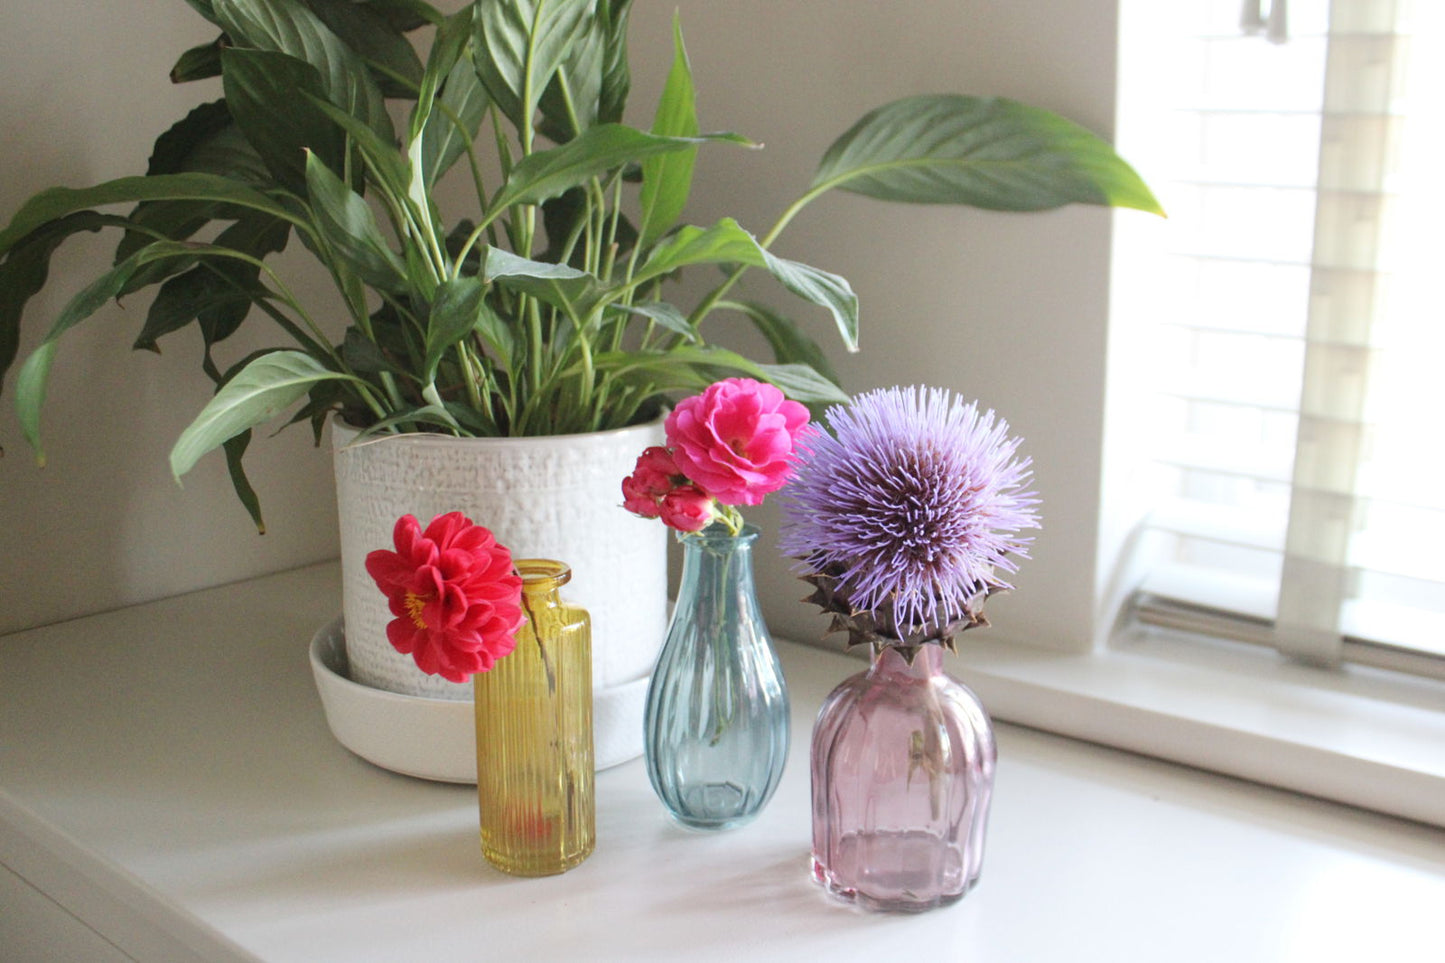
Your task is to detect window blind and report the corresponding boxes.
[1126,0,1445,670]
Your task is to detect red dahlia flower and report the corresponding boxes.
[364,512,525,682]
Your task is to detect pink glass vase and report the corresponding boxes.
[810,643,995,912]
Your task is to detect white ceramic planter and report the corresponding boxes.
[330,418,667,773]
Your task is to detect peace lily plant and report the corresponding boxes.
[0,0,1160,530]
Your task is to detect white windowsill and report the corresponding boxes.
[950,625,1445,828]
[3,561,1443,961]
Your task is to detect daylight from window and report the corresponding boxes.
[1115,0,1444,663]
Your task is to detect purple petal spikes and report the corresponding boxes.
[780,386,1040,636]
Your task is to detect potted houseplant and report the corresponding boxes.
[0,0,1160,772]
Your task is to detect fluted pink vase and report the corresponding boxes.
[810,643,995,912]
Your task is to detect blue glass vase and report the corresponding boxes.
[643,524,789,830]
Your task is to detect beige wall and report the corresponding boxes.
[0,0,1123,651]
[0,0,343,636]
[635,1,1124,653]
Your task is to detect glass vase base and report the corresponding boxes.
[665,782,763,832]
[811,829,977,913]
[482,843,593,878]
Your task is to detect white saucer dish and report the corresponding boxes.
[309,616,648,782]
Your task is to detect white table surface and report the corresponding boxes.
[2,562,1444,962]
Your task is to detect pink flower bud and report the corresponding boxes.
[632,445,680,496]
[659,484,716,532]
[621,473,663,518]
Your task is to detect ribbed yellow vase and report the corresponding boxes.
[474,559,595,876]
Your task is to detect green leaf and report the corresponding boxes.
[170,37,225,83]
[140,101,274,202]
[756,248,858,353]
[812,94,1163,215]
[353,0,439,32]
[633,217,764,285]
[588,345,717,393]
[590,345,848,402]
[594,0,633,124]
[482,246,604,317]
[472,297,516,371]
[12,242,206,456]
[117,102,277,287]
[417,46,489,188]
[221,48,346,192]
[493,124,727,211]
[134,265,257,353]
[425,276,486,380]
[0,173,298,255]
[729,300,841,386]
[752,362,850,404]
[223,430,267,533]
[407,3,479,167]
[472,0,594,132]
[197,217,291,361]
[212,0,393,145]
[341,325,398,375]
[536,0,635,137]
[638,14,698,251]
[419,383,461,429]
[128,102,274,248]
[14,248,181,458]
[145,100,237,176]
[303,150,407,291]
[409,3,468,131]
[301,97,433,281]
[299,0,425,97]
[13,343,57,464]
[14,233,331,458]
[0,211,116,395]
[181,0,220,25]
[619,301,696,343]
[302,92,411,197]
[170,350,357,479]
[538,6,605,140]
[354,402,470,436]
[635,219,857,350]
[133,213,288,352]
[113,200,215,271]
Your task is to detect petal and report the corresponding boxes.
[392,514,436,565]
[423,511,468,546]
[364,549,411,592]
[385,618,420,655]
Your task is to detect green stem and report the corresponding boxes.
[686,186,827,328]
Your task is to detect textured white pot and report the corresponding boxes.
[330,418,667,772]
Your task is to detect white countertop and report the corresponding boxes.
[2,562,1443,962]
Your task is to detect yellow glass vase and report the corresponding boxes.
[474,559,595,876]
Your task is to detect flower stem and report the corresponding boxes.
[685,187,827,329]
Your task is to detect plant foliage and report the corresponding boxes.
[0,0,1161,530]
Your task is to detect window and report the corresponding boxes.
[1114,0,1445,676]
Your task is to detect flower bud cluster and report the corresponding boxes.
[621,378,811,534]
[621,446,717,532]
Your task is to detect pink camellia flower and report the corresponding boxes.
[364,512,525,683]
[659,484,716,532]
[665,377,810,506]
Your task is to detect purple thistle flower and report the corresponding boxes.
[780,386,1041,634]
